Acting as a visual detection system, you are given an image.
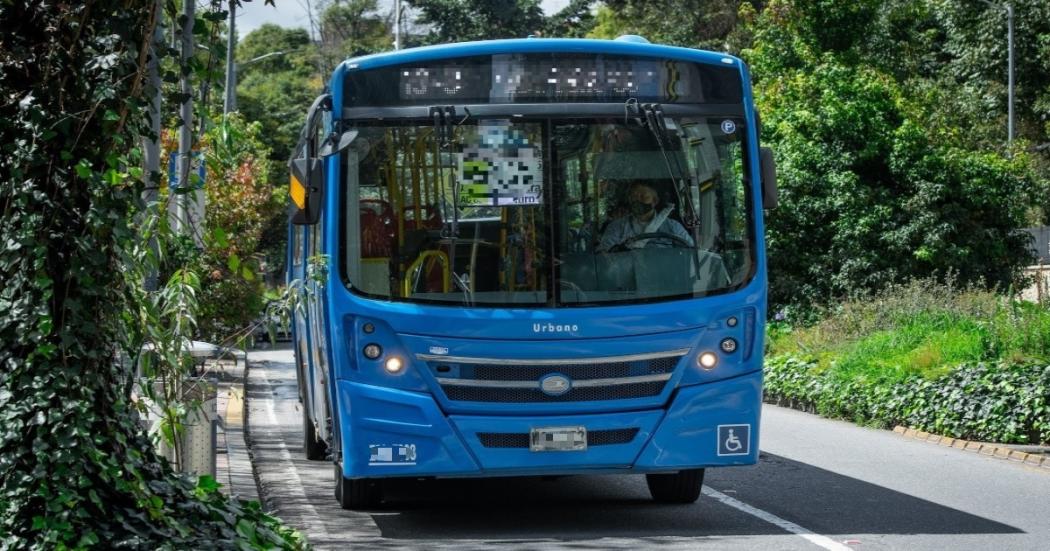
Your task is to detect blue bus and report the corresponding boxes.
[287,36,777,510]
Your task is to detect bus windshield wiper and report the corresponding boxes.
[629,101,701,229]
[629,100,703,277]
[430,106,474,305]
[431,106,458,240]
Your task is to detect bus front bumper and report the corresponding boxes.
[336,369,762,479]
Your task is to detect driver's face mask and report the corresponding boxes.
[629,200,654,216]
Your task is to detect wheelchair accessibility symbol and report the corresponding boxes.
[717,424,751,456]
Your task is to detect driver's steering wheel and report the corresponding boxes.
[610,231,693,252]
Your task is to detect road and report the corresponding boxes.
[244,347,1050,550]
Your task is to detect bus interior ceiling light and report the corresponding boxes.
[698,352,718,370]
[363,343,382,359]
[384,357,404,373]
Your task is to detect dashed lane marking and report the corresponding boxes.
[702,486,853,551]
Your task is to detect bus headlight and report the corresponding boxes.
[720,338,737,353]
[697,351,718,370]
[384,357,404,374]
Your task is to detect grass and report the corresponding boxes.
[768,278,1050,384]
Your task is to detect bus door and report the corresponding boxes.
[290,225,310,404]
[305,217,331,444]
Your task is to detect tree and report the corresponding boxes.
[406,0,546,43]
[320,0,393,62]
[544,0,598,38]
[0,2,299,546]
[588,0,763,52]
[237,25,324,182]
[236,24,326,281]
[745,0,1042,308]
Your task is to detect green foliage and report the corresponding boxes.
[933,1,1050,151]
[543,0,598,38]
[237,24,323,180]
[0,2,303,547]
[765,357,1050,445]
[406,0,546,43]
[320,0,393,60]
[746,1,1042,309]
[766,280,1050,444]
[588,1,760,52]
[194,114,285,340]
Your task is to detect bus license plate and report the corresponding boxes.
[530,426,587,452]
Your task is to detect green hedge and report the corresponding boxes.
[765,356,1050,445]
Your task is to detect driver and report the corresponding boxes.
[597,181,694,252]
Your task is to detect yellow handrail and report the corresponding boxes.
[402,250,451,296]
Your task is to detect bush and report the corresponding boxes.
[765,356,1050,445]
[766,279,1050,444]
[195,114,284,341]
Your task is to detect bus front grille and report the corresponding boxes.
[418,349,687,404]
[443,381,667,403]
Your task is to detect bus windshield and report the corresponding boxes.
[341,116,753,307]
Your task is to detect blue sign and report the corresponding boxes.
[717,424,750,456]
[168,151,206,190]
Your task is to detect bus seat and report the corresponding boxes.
[360,199,395,258]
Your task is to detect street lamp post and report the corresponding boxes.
[980,0,1015,148]
[223,48,287,116]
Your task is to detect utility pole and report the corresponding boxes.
[394,0,401,50]
[176,0,203,246]
[1007,2,1014,147]
[224,0,237,115]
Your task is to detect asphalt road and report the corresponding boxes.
[244,347,1050,550]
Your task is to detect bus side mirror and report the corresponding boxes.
[317,129,359,157]
[289,157,323,225]
[760,147,778,210]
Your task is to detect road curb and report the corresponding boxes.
[893,426,1050,472]
[213,353,265,504]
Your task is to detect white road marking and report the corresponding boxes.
[257,364,332,540]
[702,486,853,551]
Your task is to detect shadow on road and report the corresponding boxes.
[364,453,1021,540]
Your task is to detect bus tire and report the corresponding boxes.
[302,404,328,460]
[646,468,705,504]
[334,463,381,510]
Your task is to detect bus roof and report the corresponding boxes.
[338,37,743,76]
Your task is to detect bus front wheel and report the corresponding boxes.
[646,469,705,504]
[334,463,382,510]
[302,404,328,460]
